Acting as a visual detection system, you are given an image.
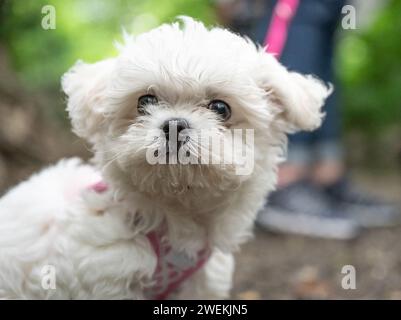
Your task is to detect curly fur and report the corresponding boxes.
[0,17,330,299]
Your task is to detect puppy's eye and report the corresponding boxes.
[138,94,158,114]
[207,100,231,121]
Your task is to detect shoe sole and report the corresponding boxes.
[256,207,360,240]
[339,204,401,228]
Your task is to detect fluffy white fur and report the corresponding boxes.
[0,17,330,299]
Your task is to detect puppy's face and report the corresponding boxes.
[62,18,330,196]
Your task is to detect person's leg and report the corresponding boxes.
[254,0,399,235]
[303,2,400,227]
[256,0,360,239]
[254,0,346,188]
[308,0,346,185]
[283,0,346,185]
[254,0,318,187]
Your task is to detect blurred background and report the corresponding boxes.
[0,0,400,299]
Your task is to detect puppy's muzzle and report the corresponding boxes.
[161,118,191,153]
[162,118,190,140]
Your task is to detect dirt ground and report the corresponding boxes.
[233,171,401,299]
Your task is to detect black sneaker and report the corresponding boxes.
[257,180,360,240]
[324,176,401,228]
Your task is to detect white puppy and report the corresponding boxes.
[0,17,330,299]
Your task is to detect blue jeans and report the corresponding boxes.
[253,0,346,165]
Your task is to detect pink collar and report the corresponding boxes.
[90,181,211,299]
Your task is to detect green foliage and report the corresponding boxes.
[2,0,400,132]
[1,0,214,90]
[337,0,401,132]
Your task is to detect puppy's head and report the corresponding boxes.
[62,17,331,196]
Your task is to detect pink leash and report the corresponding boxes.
[264,0,299,59]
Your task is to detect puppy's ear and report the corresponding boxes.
[259,53,332,132]
[62,58,115,143]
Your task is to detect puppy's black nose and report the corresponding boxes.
[162,118,190,139]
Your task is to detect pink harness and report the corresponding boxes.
[90,181,211,300]
[144,229,210,299]
[264,0,299,58]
